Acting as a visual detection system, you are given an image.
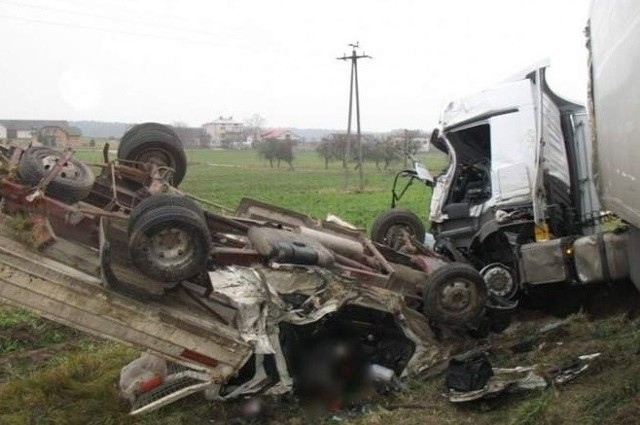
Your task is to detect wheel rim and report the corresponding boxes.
[480,264,517,299]
[135,147,178,180]
[383,223,415,251]
[136,147,176,168]
[439,278,476,313]
[39,154,80,180]
[144,227,194,269]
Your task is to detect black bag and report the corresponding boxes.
[445,353,493,392]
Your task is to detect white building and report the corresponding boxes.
[203,116,244,146]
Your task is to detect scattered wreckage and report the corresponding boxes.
[445,350,601,403]
[0,123,515,414]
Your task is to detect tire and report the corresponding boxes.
[423,263,488,327]
[18,146,95,203]
[480,263,519,300]
[127,194,204,235]
[120,122,178,146]
[128,205,211,282]
[370,208,425,251]
[118,126,187,186]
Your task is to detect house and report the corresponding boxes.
[0,120,67,141]
[174,127,209,148]
[202,116,244,147]
[0,120,82,147]
[259,129,303,143]
[39,125,82,146]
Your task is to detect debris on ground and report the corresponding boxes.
[445,352,602,403]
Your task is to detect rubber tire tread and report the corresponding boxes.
[18,146,95,203]
[370,208,425,246]
[118,129,187,186]
[128,193,205,235]
[128,205,211,282]
[423,263,488,327]
[120,122,178,146]
[118,128,183,158]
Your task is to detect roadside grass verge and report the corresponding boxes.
[0,341,138,425]
[0,306,80,358]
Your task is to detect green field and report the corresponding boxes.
[76,148,448,231]
[1,148,640,424]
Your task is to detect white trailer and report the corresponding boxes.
[588,0,640,289]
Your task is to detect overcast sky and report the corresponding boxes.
[0,0,590,131]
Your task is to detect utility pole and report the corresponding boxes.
[337,42,371,191]
[404,129,409,168]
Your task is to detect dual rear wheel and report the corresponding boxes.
[127,194,211,283]
[118,122,187,186]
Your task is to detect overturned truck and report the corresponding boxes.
[0,124,509,414]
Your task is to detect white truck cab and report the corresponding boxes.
[427,63,603,278]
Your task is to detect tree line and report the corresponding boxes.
[315,131,425,171]
[255,130,428,173]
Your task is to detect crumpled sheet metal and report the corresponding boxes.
[447,353,601,402]
[208,265,443,392]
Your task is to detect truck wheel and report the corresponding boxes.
[423,263,488,327]
[480,263,519,299]
[18,146,95,203]
[370,208,425,251]
[128,205,211,283]
[118,125,187,186]
[127,194,204,235]
[120,122,179,145]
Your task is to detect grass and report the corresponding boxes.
[0,306,79,357]
[76,148,448,231]
[1,148,640,424]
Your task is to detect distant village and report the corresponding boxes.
[0,117,430,157]
[0,120,83,147]
[0,116,304,149]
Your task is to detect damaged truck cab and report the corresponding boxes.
[379,63,629,299]
[431,63,599,260]
[428,63,631,296]
[432,64,598,239]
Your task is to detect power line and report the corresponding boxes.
[0,13,231,47]
[0,0,244,41]
[43,0,206,29]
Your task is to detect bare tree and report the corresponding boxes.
[244,114,267,144]
[316,135,346,169]
[276,139,296,170]
[258,138,277,167]
[258,138,295,170]
[402,129,423,166]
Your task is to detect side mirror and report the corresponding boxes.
[429,129,449,154]
[429,128,439,146]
